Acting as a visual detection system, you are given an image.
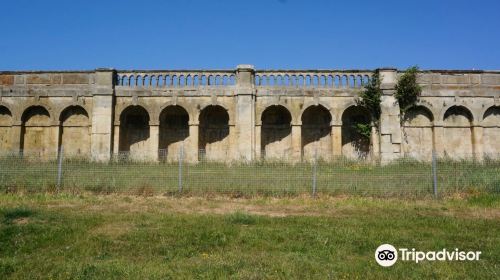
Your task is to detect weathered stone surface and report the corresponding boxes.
[0,75,14,86]
[62,73,89,85]
[26,74,52,84]
[0,67,499,161]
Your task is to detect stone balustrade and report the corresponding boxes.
[115,70,236,88]
[254,70,373,88]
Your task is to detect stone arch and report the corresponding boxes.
[402,106,434,160]
[59,106,90,157]
[195,102,234,126]
[443,106,473,158]
[482,106,500,157]
[21,106,55,156]
[301,105,332,160]
[0,106,13,151]
[119,105,150,157]
[261,105,292,160]
[298,101,333,124]
[341,105,371,159]
[198,105,230,161]
[159,105,190,160]
[114,102,153,125]
[256,101,295,125]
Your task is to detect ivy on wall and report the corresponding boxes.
[395,66,422,114]
[355,71,382,138]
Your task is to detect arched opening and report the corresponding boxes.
[402,106,434,160]
[341,106,371,159]
[261,105,292,160]
[0,106,13,151]
[301,105,332,160]
[119,106,150,157]
[159,105,189,161]
[59,106,90,157]
[482,106,500,157]
[21,106,54,156]
[443,106,473,158]
[199,105,230,161]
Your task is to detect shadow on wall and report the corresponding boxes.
[301,105,332,159]
[199,105,230,159]
[21,106,53,156]
[59,106,90,156]
[341,106,371,158]
[119,106,150,153]
[261,105,292,159]
[159,105,189,160]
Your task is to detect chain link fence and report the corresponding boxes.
[0,148,499,197]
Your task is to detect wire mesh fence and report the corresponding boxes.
[0,149,499,197]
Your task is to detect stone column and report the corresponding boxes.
[371,125,380,161]
[472,125,483,161]
[291,124,301,162]
[255,124,261,160]
[10,123,22,153]
[91,68,115,161]
[188,123,199,162]
[235,64,256,161]
[379,68,402,163]
[113,124,120,157]
[149,124,159,161]
[432,125,444,157]
[331,125,342,158]
[53,123,61,159]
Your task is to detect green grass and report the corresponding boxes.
[0,156,499,197]
[0,193,499,279]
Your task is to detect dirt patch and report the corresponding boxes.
[13,217,30,225]
[90,222,134,238]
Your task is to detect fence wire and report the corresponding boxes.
[0,149,499,197]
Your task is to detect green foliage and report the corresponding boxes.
[355,71,382,138]
[352,123,372,139]
[395,66,422,113]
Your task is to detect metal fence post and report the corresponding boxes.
[432,150,438,198]
[312,149,317,198]
[178,144,183,193]
[56,145,64,191]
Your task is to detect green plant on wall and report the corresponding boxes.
[395,66,422,114]
[354,71,382,138]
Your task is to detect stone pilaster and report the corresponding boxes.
[235,64,255,161]
[11,123,22,153]
[113,124,120,156]
[331,125,342,157]
[149,124,159,161]
[91,68,115,161]
[378,68,402,163]
[472,125,483,160]
[291,124,301,162]
[255,124,261,160]
[432,125,445,157]
[188,123,199,162]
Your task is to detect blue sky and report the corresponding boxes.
[1,0,498,70]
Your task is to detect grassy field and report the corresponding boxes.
[0,156,499,197]
[0,193,499,279]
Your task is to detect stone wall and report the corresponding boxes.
[0,66,499,162]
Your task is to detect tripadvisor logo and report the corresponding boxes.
[375,244,481,267]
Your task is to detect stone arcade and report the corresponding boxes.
[0,65,499,162]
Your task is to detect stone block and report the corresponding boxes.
[51,74,62,85]
[0,75,14,86]
[14,75,25,85]
[62,73,89,84]
[27,74,51,84]
[481,75,500,85]
[441,75,469,84]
